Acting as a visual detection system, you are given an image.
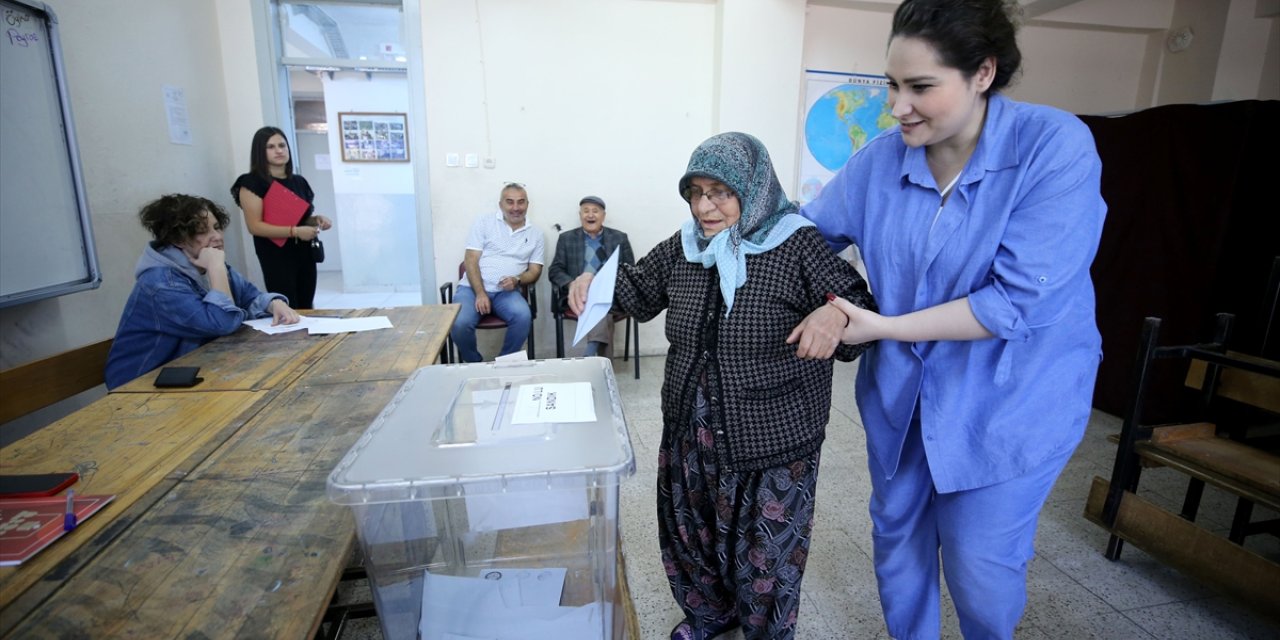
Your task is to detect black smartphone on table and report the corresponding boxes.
[0,472,79,499]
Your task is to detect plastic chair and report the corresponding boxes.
[552,284,639,379]
[439,262,537,362]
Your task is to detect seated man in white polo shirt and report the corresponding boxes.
[450,182,546,362]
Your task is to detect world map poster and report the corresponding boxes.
[797,71,894,205]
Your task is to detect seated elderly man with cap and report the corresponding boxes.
[548,195,635,356]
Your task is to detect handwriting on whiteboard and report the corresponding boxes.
[4,7,38,47]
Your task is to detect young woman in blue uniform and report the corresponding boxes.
[791,0,1107,636]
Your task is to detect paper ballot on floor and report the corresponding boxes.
[572,247,619,346]
[421,570,602,640]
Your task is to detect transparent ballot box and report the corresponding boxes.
[327,358,635,640]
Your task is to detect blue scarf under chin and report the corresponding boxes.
[677,132,813,315]
[680,215,812,314]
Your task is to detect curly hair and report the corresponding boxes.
[891,0,1023,95]
[139,194,229,246]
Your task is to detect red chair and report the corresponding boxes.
[439,263,537,363]
[552,284,639,379]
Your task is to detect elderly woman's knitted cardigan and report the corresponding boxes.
[616,225,874,472]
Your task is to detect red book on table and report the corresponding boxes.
[262,180,311,248]
[0,494,115,566]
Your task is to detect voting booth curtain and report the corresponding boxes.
[1080,100,1280,422]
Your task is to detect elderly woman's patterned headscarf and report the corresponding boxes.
[678,132,813,314]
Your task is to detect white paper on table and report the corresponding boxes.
[307,315,393,334]
[572,248,619,346]
[509,382,596,425]
[463,476,589,532]
[242,316,317,334]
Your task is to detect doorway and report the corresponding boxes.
[272,0,424,308]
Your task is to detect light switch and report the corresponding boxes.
[445,153,460,167]
[483,157,496,169]
[465,153,479,168]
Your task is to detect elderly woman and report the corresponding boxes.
[105,194,299,389]
[570,132,876,640]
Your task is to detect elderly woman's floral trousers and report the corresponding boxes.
[657,386,821,640]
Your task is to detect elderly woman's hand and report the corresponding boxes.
[787,302,849,359]
[568,273,594,315]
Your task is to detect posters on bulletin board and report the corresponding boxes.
[338,112,409,162]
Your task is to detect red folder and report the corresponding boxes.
[262,181,311,248]
[0,494,115,566]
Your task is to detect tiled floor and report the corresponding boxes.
[611,357,1279,639]
[317,270,1278,638]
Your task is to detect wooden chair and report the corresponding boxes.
[1085,314,1280,614]
[552,283,640,379]
[0,338,112,426]
[438,263,537,363]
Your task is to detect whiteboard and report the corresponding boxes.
[0,0,99,308]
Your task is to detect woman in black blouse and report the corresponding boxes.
[230,126,332,309]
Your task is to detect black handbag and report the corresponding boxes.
[310,237,325,263]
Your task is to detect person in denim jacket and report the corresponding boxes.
[105,194,299,389]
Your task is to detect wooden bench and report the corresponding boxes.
[0,338,112,425]
[1085,314,1280,615]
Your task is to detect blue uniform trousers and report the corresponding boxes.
[868,412,1073,639]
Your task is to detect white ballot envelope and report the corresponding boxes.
[572,248,619,346]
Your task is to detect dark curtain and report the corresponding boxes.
[1080,100,1280,422]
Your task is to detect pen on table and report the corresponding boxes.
[64,489,77,531]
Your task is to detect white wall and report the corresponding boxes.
[216,0,271,288]
[1213,0,1278,101]
[716,0,807,189]
[805,2,1160,115]
[0,0,243,369]
[420,0,720,356]
[1007,24,1153,114]
[1158,0,1230,105]
[5,0,1277,369]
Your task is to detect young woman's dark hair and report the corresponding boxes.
[890,0,1022,95]
[139,194,229,246]
[249,126,292,179]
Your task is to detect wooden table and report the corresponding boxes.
[109,308,375,393]
[0,305,457,638]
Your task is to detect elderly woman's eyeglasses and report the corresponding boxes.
[682,186,734,204]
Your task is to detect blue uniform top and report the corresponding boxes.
[801,94,1107,492]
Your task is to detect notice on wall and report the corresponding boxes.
[162,85,192,145]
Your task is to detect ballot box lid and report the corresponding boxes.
[328,358,635,505]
